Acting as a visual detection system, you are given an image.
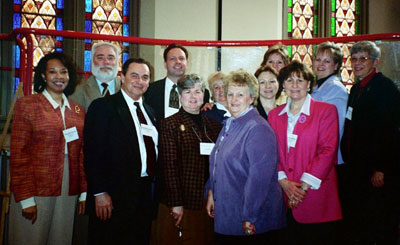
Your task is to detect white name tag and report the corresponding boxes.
[288,133,298,148]
[200,142,215,155]
[141,124,158,145]
[63,127,79,143]
[345,107,353,120]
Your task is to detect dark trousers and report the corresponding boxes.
[282,211,339,245]
[88,180,153,245]
[215,229,280,245]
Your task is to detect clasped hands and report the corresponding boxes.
[279,179,310,209]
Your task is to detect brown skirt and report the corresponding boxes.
[151,202,215,245]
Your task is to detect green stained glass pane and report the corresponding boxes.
[288,13,293,32]
[287,46,293,58]
[355,19,360,35]
[288,0,293,8]
[356,0,360,14]
[331,0,336,11]
[331,17,336,36]
[314,15,318,35]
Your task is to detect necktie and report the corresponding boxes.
[101,82,110,97]
[134,102,156,178]
[169,84,179,109]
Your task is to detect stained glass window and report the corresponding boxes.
[84,0,130,73]
[13,0,64,92]
[332,0,360,85]
[288,0,318,67]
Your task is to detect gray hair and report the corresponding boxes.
[177,74,206,94]
[224,69,259,99]
[350,41,381,60]
[91,42,121,62]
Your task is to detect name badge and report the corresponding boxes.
[141,124,158,145]
[63,127,79,143]
[345,107,353,120]
[200,143,215,155]
[287,133,298,148]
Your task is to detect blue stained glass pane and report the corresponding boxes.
[13,13,21,29]
[85,39,91,44]
[14,0,21,4]
[56,36,63,41]
[56,48,63,52]
[15,45,20,69]
[57,17,63,30]
[85,0,92,12]
[123,53,129,64]
[123,24,129,36]
[57,0,64,9]
[84,50,91,72]
[85,20,91,33]
[123,0,129,16]
[14,77,20,95]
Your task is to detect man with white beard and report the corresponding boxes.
[69,42,121,112]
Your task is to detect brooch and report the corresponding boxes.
[180,124,185,132]
[299,114,306,124]
[75,105,81,114]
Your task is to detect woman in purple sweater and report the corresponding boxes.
[206,69,286,244]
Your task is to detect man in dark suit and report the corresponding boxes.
[341,41,400,244]
[144,43,209,121]
[69,42,121,111]
[84,58,157,244]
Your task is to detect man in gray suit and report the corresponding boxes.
[69,42,121,111]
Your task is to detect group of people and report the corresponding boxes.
[8,40,400,245]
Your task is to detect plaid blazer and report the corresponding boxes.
[10,94,87,202]
[159,108,221,210]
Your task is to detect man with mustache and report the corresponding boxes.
[144,43,209,121]
[69,42,121,112]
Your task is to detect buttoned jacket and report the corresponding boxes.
[159,108,221,210]
[268,98,342,223]
[209,108,286,235]
[10,94,86,202]
[69,75,121,112]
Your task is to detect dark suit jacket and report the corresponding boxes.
[84,91,157,211]
[144,77,210,121]
[341,72,400,185]
[159,108,221,210]
[203,104,229,124]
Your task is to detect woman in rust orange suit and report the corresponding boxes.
[9,52,87,245]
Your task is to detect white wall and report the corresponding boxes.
[139,0,284,81]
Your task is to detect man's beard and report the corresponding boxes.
[92,64,118,82]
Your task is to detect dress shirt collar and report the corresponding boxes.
[215,102,231,117]
[165,77,177,91]
[121,88,143,105]
[279,94,311,116]
[95,77,116,94]
[225,106,253,130]
[42,89,71,110]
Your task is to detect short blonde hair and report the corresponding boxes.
[224,69,259,103]
[207,71,227,100]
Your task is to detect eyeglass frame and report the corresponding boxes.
[350,56,372,64]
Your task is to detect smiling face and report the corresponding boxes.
[121,62,150,100]
[258,71,279,100]
[351,51,379,80]
[211,79,226,105]
[283,73,310,102]
[313,50,338,79]
[266,53,286,71]
[42,58,69,96]
[179,83,204,114]
[226,85,254,118]
[164,48,188,81]
[91,45,118,82]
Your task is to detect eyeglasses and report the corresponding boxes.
[350,56,370,63]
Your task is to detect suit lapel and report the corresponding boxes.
[113,92,140,147]
[87,76,102,100]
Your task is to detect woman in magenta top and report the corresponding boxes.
[268,61,342,245]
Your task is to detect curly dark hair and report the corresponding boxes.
[33,52,78,96]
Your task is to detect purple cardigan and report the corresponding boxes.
[209,108,286,235]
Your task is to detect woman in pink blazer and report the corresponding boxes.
[268,61,342,245]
